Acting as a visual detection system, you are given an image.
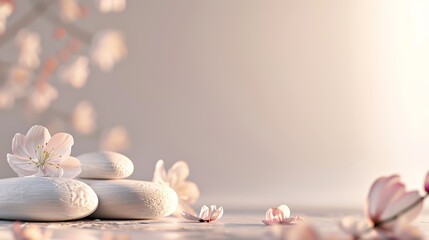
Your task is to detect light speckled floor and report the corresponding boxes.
[0,209,428,239]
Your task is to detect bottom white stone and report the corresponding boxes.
[0,177,99,221]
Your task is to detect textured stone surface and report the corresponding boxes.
[81,179,178,219]
[0,177,98,221]
[77,151,134,179]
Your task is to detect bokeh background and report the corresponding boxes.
[0,0,428,210]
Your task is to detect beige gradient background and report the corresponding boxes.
[1,0,429,209]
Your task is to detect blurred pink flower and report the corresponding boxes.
[8,66,32,97]
[366,175,423,237]
[60,55,89,88]
[96,0,126,13]
[182,205,223,222]
[16,29,41,69]
[7,125,81,178]
[0,87,15,109]
[0,0,13,35]
[262,205,303,225]
[28,83,58,113]
[91,30,126,72]
[424,171,429,193]
[13,222,52,240]
[338,216,369,239]
[99,126,130,151]
[59,0,81,22]
[153,160,200,216]
[72,101,96,135]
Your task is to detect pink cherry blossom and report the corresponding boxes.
[96,0,126,13]
[16,29,41,69]
[181,205,223,222]
[60,56,89,89]
[262,205,303,225]
[91,31,126,72]
[72,101,97,135]
[59,0,81,22]
[13,222,52,240]
[99,126,130,151]
[424,171,429,193]
[0,0,13,35]
[338,216,370,239]
[7,125,81,178]
[27,83,58,113]
[153,160,200,216]
[365,175,423,237]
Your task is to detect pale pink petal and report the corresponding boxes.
[271,208,285,222]
[175,181,200,204]
[7,154,39,177]
[24,125,51,156]
[60,157,81,178]
[210,207,223,221]
[39,165,63,177]
[167,161,190,188]
[424,172,429,193]
[278,205,291,218]
[381,191,423,226]
[181,211,201,221]
[366,175,403,221]
[265,208,274,221]
[48,147,71,164]
[46,132,74,159]
[199,205,210,220]
[12,133,32,159]
[152,160,168,185]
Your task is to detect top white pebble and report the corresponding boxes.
[77,151,134,179]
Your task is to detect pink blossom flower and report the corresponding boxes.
[0,0,13,35]
[16,29,41,69]
[338,216,369,239]
[13,222,52,240]
[0,87,15,109]
[262,205,303,225]
[153,160,200,216]
[59,0,81,22]
[7,125,81,178]
[181,205,223,222]
[96,0,126,13]
[60,56,89,89]
[91,31,126,72]
[424,171,429,193]
[365,175,423,237]
[27,83,58,113]
[99,126,130,151]
[72,101,97,135]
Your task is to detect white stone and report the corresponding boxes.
[0,177,98,221]
[81,179,178,219]
[77,151,134,179]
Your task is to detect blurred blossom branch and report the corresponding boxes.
[0,0,130,153]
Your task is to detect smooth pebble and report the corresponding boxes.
[77,151,134,179]
[0,177,98,221]
[81,179,178,219]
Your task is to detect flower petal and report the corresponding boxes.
[7,154,39,177]
[24,125,51,156]
[60,157,81,178]
[152,160,168,185]
[46,133,74,159]
[175,181,200,204]
[12,133,32,159]
[181,211,200,221]
[262,220,274,225]
[278,205,291,218]
[265,208,274,221]
[210,206,223,221]
[381,191,423,226]
[38,165,63,177]
[199,205,210,220]
[167,161,189,188]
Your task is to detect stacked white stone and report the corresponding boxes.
[77,151,178,219]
